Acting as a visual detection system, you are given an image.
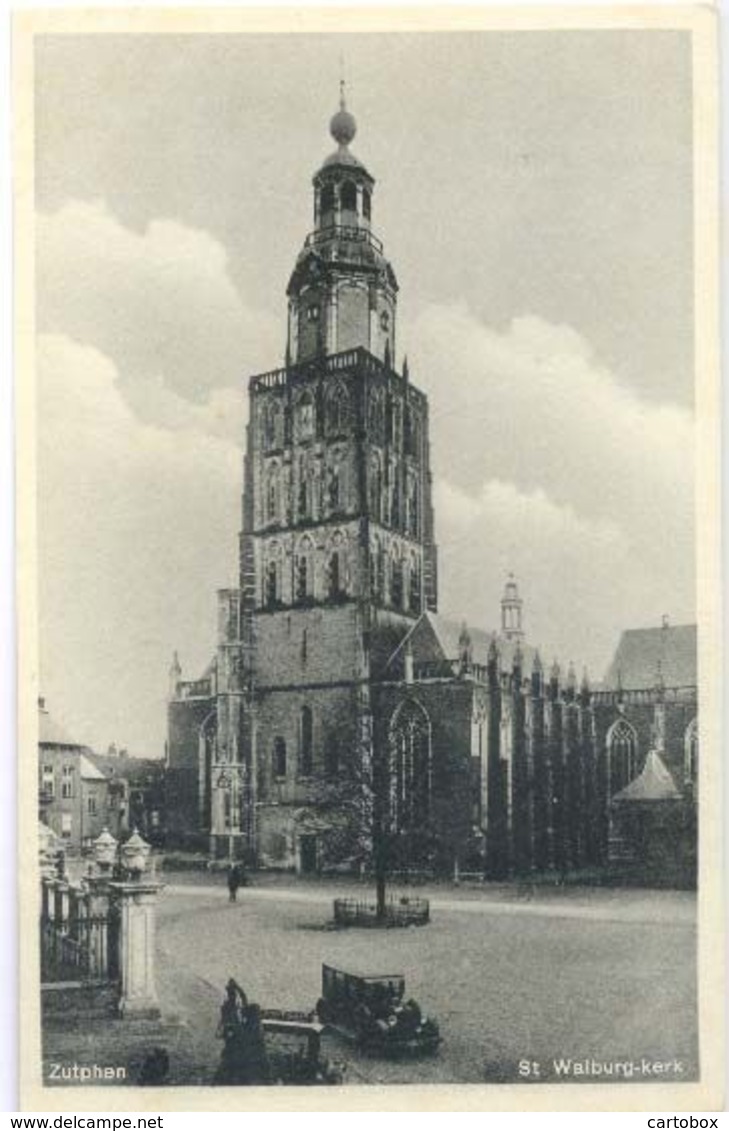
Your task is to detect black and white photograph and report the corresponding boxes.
[16,6,721,1111]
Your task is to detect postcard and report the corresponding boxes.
[15,5,722,1112]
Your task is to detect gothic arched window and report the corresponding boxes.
[327,532,346,600]
[362,188,371,221]
[266,464,280,524]
[388,699,431,833]
[298,455,309,519]
[265,560,278,608]
[263,399,283,450]
[326,383,351,436]
[341,180,357,212]
[684,717,698,790]
[368,389,384,444]
[273,737,287,779]
[408,553,421,614]
[370,536,382,601]
[389,398,401,446]
[300,707,313,776]
[406,473,420,537]
[404,404,419,457]
[320,184,335,220]
[327,462,342,513]
[607,718,638,796]
[329,552,344,600]
[391,469,402,528]
[297,392,315,442]
[369,453,382,522]
[391,551,404,609]
[264,542,283,608]
[296,536,314,603]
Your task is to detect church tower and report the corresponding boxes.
[286,85,398,366]
[212,92,439,869]
[247,91,437,641]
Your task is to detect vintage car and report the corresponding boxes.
[315,964,441,1057]
[260,1012,344,1085]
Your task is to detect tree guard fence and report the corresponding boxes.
[333,895,430,927]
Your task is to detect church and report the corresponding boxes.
[166,94,698,883]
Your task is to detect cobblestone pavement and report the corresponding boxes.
[155,878,698,1086]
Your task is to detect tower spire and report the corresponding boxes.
[501,573,524,642]
[286,90,398,366]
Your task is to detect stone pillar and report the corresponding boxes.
[511,646,531,875]
[548,664,567,874]
[485,640,508,879]
[564,677,582,871]
[110,879,164,1020]
[530,653,549,872]
[579,676,600,867]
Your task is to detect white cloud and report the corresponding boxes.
[405,304,695,674]
[38,333,241,756]
[37,200,279,410]
[435,477,664,678]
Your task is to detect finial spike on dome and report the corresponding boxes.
[339,76,346,111]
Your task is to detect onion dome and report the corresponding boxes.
[330,103,356,148]
[320,82,367,172]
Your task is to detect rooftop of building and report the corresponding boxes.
[612,749,682,803]
[386,609,543,681]
[38,699,86,749]
[602,622,697,691]
[79,753,107,782]
[85,750,165,781]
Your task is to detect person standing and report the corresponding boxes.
[227,863,241,903]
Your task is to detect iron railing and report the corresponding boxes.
[333,895,430,928]
[304,224,383,253]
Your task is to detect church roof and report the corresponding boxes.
[602,624,697,690]
[612,749,682,803]
[386,610,538,675]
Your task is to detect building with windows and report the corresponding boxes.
[39,698,166,852]
[38,698,106,851]
[166,95,698,882]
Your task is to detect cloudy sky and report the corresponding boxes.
[35,30,695,756]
